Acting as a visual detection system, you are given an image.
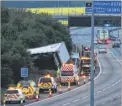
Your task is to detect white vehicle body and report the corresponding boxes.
[4,89,25,103]
[57,42,70,64]
[98,46,107,53]
[97,29,109,44]
[27,42,70,66]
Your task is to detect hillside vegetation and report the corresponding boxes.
[1,8,72,87]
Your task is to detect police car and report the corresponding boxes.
[38,74,57,93]
[4,87,25,104]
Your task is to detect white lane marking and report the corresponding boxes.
[62,102,70,106]
[72,99,80,103]
[25,56,102,106]
[99,95,121,105]
[96,90,102,93]
[78,51,121,101]
[108,49,122,65]
[81,96,88,99]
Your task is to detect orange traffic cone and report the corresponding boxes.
[36,95,39,101]
[58,85,62,94]
[36,89,39,101]
[20,99,24,106]
[89,76,90,81]
[3,100,6,106]
[48,89,52,97]
[77,81,80,86]
[88,74,90,81]
[83,79,86,84]
[68,82,71,91]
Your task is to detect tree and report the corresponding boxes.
[1,7,72,87]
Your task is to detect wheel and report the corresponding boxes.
[52,89,55,93]
[39,89,43,93]
[55,88,57,92]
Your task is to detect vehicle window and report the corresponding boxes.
[61,71,73,76]
[40,78,51,83]
[82,60,90,64]
[6,90,18,94]
[20,81,29,86]
[99,45,106,49]
[23,85,28,88]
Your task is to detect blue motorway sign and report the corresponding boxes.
[85,1,121,14]
[21,68,28,77]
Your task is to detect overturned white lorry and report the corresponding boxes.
[27,42,70,69]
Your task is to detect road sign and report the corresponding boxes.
[104,24,111,27]
[85,1,121,14]
[21,68,28,77]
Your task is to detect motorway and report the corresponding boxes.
[4,27,121,106]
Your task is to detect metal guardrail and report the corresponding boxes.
[71,34,91,36]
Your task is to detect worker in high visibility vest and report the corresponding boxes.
[56,67,60,77]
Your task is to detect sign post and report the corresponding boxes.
[85,1,121,106]
[90,1,94,106]
[21,68,28,80]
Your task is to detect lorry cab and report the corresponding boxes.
[59,63,79,85]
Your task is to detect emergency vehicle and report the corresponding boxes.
[4,87,25,103]
[16,80,38,99]
[80,56,95,76]
[58,63,79,85]
[81,46,97,68]
[38,74,57,93]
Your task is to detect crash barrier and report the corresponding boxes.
[68,82,71,91]
[3,100,6,106]
[58,84,62,94]
[48,89,52,97]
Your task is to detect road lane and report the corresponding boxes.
[3,27,121,106]
[23,49,121,106]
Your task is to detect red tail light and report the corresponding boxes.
[4,94,7,97]
[17,94,20,96]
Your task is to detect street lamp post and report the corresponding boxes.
[90,0,94,106]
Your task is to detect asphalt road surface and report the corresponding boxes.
[3,27,121,106]
[22,48,121,106]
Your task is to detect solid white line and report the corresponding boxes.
[81,96,88,99]
[108,49,122,65]
[25,58,102,106]
[25,55,102,105]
